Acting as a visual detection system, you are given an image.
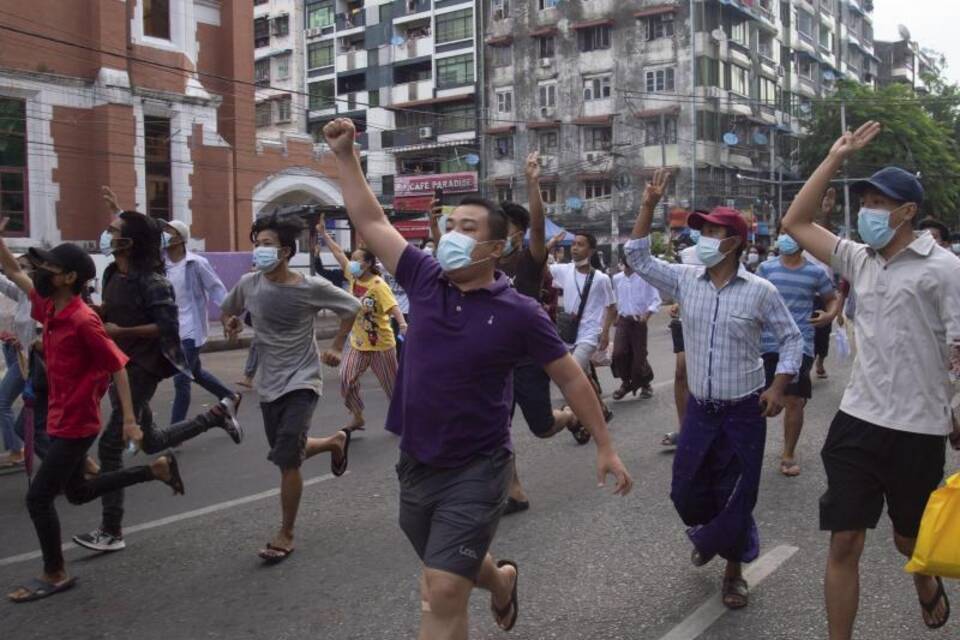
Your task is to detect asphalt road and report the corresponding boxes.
[0,314,955,639]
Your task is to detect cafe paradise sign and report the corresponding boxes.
[395,172,479,197]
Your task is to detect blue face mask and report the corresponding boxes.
[253,246,281,272]
[857,206,904,250]
[695,235,729,268]
[99,229,114,256]
[777,233,800,255]
[436,231,477,272]
[348,260,364,277]
[161,232,173,250]
[689,229,701,243]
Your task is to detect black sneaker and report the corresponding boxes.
[216,395,243,444]
[73,528,125,552]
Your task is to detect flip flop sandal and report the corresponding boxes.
[161,450,185,495]
[561,406,591,445]
[603,406,615,423]
[331,429,351,477]
[661,432,679,447]
[721,577,749,610]
[491,560,519,631]
[612,386,630,401]
[920,576,951,629]
[9,576,77,603]
[258,544,295,565]
[503,497,530,516]
[639,388,653,399]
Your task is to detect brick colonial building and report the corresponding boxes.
[0,0,342,252]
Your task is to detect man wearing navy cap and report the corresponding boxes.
[625,180,803,610]
[783,121,960,637]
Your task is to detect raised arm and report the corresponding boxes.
[630,167,670,239]
[323,119,408,274]
[0,218,32,294]
[428,199,443,246]
[525,151,547,264]
[782,121,882,264]
[317,215,350,273]
[545,231,566,253]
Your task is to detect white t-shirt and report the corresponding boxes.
[549,263,615,347]
[166,259,196,343]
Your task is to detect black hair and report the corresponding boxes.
[118,211,165,275]
[250,213,304,259]
[457,196,508,240]
[574,231,598,250]
[354,247,381,276]
[918,216,950,239]
[500,202,531,232]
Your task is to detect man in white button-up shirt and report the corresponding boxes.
[782,121,960,638]
[611,260,660,400]
[626,174,803,611]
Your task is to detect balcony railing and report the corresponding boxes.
[393,36,433,63]
[336,49,369,73]
[390,79,434,105]
[393,0,432,17]
[336,12,365,30]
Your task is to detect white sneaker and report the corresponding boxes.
[73,528,126,552]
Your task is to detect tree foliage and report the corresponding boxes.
[799,79,960,229]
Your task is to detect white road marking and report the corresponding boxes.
[656,544,800,640]
[0,472,340,568]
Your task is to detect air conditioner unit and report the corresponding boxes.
[586,152,597,163]
[777,65,785,77]
[419,126,434,139]
[539,106,554,117]
[539,58,552,68]
[305,27,322,38]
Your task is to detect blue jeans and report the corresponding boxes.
[171,339,234,424]
[0,342,24,452]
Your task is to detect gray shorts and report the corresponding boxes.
[260,389,318,470]
[396,448,514,581]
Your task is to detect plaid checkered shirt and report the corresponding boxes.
[625,237,802,401]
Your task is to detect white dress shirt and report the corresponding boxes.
[625,237,803,401]
[613,271,661,318]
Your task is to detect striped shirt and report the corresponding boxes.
[625,237,803,401]
[756,257,835,356]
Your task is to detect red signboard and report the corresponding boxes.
[393,219,431,240]
[395,172,479,197]
[394,195,435,213]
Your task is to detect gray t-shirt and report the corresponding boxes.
[222,271,360,402]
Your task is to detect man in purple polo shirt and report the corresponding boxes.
[323,118,633,639]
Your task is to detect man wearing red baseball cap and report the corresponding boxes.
[625,179,803,610]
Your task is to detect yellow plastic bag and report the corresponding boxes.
[906,472,960,578]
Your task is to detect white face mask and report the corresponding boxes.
[747,252,759,265]
[574,257,590,268]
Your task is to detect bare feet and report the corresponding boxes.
[344,413,366,432]
[779,457,801,477]
[236,376,254,390]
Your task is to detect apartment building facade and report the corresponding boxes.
[481,0,875,241]
[876,38,934,93]
[0,0,341,252]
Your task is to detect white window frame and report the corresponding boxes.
[538,81,557,108]
[495,89,513,114]
[582,74,612,101]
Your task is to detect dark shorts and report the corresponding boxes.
[396,448,514,581]
[762,353,813,399]
[820,411,945,538]
[813,296,830,358]
[260,389,319,470]
[512,363,555,438]
[670,319,685,354]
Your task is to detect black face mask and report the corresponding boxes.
[32,270,57,298]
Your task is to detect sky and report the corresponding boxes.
[872,0,960,85]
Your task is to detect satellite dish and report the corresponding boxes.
[390,35,405,46]
[464,153,480,166]
[566,196,584,210]
[723,132,739,146]
[753,131,769,145]
[898,24,911,42]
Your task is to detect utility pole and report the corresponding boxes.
[840,100,851,238]
[689,0,697,211]
[660,111,669,228]
[769,129,776,228]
